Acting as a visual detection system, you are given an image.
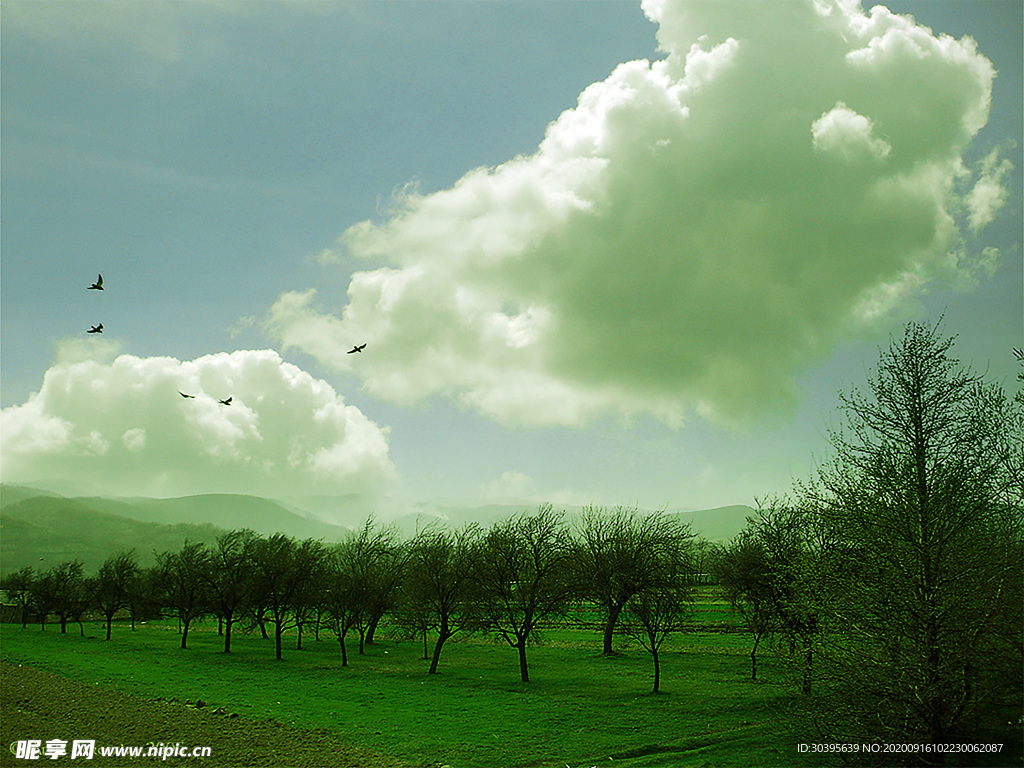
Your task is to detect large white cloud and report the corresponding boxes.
[268,0,1009,428]
[0,341,395,500]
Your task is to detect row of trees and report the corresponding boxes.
[3,505,698,689]
[715,323,1022,763]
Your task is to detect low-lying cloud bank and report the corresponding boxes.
[268,0,1009,429]
[0,341,395,500]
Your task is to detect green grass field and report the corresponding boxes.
[0,608,815,768]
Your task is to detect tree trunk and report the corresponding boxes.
[180,618,190,649]
[429,615,450,674]
[802,644,813,695]
[750,632,760,680]
[105,615,113,641]
[366,611,382,644]
[223,615,234,654]
[652,648,661,693]
[275,623,284,660]
[429,633,449,674]
[603,600,626,655]
[338,635,348,667]
[517,637,529,682]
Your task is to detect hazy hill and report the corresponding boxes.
[1,484,752,578]
[76,493,354,542]
[389,501,752,542]
[668,505,755,541]
[0,485,60,508]
[0,495,226,574]
[0,487,354,576]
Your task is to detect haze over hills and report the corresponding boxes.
[0,484,752,576]
[0,494,226,573]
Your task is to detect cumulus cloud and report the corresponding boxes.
[966,146,1013,232]
[0,345,395,503]
[812,102,892,163]
[268,0,1005,428]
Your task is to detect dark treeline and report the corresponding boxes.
[1,504,698,689]
[3,321,1022,765]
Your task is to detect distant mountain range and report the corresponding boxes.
[0,484,752,576]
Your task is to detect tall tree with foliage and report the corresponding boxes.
[808,322,1023,756]
[745,498,832,695]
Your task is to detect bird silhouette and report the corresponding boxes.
[87,323,103,334]
[88,274,104,290]
[218,397,232,406]
[347,343,366,354]
[179,391,196,399]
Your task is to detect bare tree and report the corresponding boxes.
[621,583,691,693]
[355,520,406,647]
[470,505,575,682]
[154,541,210,649]
[1,566,35,628]
[35,561,87,635]
[93,550,140,641]
[293,539,328,651]
[249,534,323,661]
[204,529,258,653]
[575,505,693,655]
[716,531,777,680]
[324,537,375,666]
[402,522,480,673]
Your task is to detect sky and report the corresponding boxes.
[1,0,1021,521]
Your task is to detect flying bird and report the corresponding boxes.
[88,274,104,290]
[87,323,103,334]
[347,343,366,354]
[218,397,232,406]
[179,391,196,399]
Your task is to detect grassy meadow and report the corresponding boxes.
[0,592,817,768]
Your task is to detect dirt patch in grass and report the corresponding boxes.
[0,662,413,767]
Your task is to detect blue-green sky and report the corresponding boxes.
[2,0,1020,518]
